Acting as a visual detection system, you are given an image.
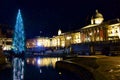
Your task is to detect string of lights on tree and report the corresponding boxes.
[12,9,25,54]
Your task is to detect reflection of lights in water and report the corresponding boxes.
[59,72,62,75]
[34,58,36,61]
[5,58,8,63]
[27,59,29,63]
[27,57,62,68]
[117,65,120,67]
[32,60,35,64]
[109,69,113,72]
[22,61,24,65]
[40,69,42,73]
[13,58,24,80]
[37,58,62,68]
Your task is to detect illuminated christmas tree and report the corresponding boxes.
[12,9,25,54]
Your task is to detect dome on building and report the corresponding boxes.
[91,10,104,24]
[93,10,103,18]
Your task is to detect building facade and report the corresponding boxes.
[0,24,13,51]
[26,10,120,54]
[50,10,120,47]
[26,37,51,52]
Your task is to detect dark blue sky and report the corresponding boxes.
[0,0,120,38]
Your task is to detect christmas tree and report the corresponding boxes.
[12,9,25,54]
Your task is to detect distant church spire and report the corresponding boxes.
[96,9,98,13]
[58,29,62,35]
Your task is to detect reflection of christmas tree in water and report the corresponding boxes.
[12,9,25,54]
[13,58,24,80]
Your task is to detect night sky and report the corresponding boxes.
[0,0,120,38]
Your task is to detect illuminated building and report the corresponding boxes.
[80,10,120,42]
[91,10,104,25]
[26,39,37,48]
[26,37,51,52]
[49,10,120,55]
[26,10,120,54]
[50,30,81,48]
[26,37,50,48]
[37,37,50,47]
[51,34,65,48]
[2,38,12,51]
[0,24,13,51]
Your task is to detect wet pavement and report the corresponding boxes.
[59,56,120,80]
[0,55,120,80]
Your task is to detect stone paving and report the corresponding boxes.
[58,55,120,80]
